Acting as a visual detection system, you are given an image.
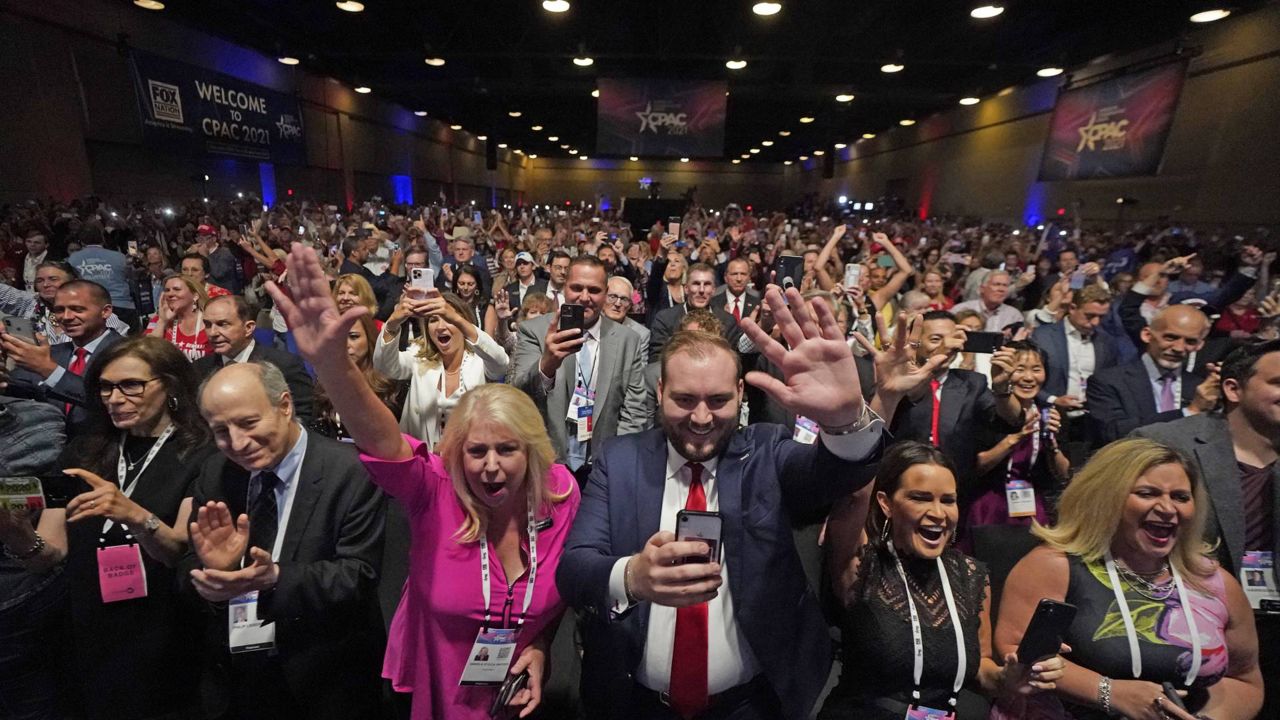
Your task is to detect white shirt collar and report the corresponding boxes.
[1064,321,1091,343]
[228,339,256,364]
[664,440,721,482]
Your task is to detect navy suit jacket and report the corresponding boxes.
[1085,357,1201,448]
[1030,320,1117,403]
[192,342,316,422]
[7,329,125,431]
[556,423,885,720]
[889,369,1002,487]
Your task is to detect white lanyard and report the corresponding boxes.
[1103,552,1202,686]
[575,334,597,391]
[104,424,175,536]
[167,310,203,344]
[479,503,539,632]
[1006,425,1042,479]
[888,541,967,706]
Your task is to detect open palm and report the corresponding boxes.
[854,312,947,397]
[189,501,249,571]
[265,243,367,366]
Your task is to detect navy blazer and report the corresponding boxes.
[889,368,1003,487]
[1030,320,1117,403]
[1085,358,1201,448]
[192,342,316,422]
[7,329,125,431]
[647,304,742,364]
[556,423,885,720]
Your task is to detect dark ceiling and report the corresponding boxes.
[155,0,1258,162]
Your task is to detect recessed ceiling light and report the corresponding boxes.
[813,150,825,156]
[799,155,809,161]
[579,155,589,160]
[498,143,508,148]
[335,1,364,12]
[560,144,570,149]
[629,156,639,161]
[477,135,488,140]
[732,159,741,164]
[354,86,371,94]
[741,153,750,159]
[548,136,560,142]
[726,59,748,70]
[133,0,165,9]
[784,160,793,165]
[680,157,690,162]
[591,89,600,98]
[762,140,774,146]
[835,93,855,102]
[542,0,570,12]
[969,4,1004,19]
[1190,9,1230,23]
[531,125,543,131]
[779,130,791,136]
[515,149,524,154]
[749,148,760,154]
[508,111,522,118]
[450,124,463,130]
[568,149,578,154]
[862,132,876,139]
[959,96,980,105]
[528,154,538,159]
[799,116,815,123]
[834,143,847,149]
[881,63,905,73]
[424,57,446,67]
[899,118,916,126]
[1037,66,1064,77]
[414,111,428,117]
[753,2,782,16]
[277,56,300,65]
[573,56,594,67]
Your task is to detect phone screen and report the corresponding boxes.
[676,510,723,564]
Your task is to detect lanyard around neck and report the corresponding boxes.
[479,503,539,632]
[887,540,967,708]
[1103,551,1202,686]
[104,423,175,536]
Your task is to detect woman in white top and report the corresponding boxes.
[374,290,508,447]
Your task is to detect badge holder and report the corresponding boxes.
[889,540,965,720]
[1241,551,1280,613]
[792,415,820,445]
[1005,480,1037,518]
[568,386,595,442]
[228,591,276,653]
[98,540,148,603]
[460,627,519,686]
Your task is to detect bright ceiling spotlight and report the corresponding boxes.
[799,116,815,123]
[778,130,791,136]
[531,125,543,131]
[835,93,855,102]
[414,111,428,116]
[591,89,600,97]
[753,2,781,16]
[959,96,980,105]
[881,63,905,73]
[834,142,847,149]
[1189,9,1231,23]
[354,86,372,93]
[1037,66,1064,77]
[761,140,774,146]
[450,124,463,130]
[862,132,876,139]
[542,0,570,12]
[508,111,522,117]
[899,118,916,126]
[573,56,594,67]
[277,56,300,65]
[335,1,364,11]
[726,59,748,70]
[424,57,446,67]
[680,157,690,162]
[970,5,1004,19]
[133,0,165,9]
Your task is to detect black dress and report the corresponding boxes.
[60,435,215,720]
[820,544,990,720]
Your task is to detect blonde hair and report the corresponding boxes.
[164,275,208,311]
[1033,438,1216,588]
[412,292,474,364]
[333,274,378,315]
[437,384,569,543]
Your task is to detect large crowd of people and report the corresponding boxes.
[0,192,1275,720]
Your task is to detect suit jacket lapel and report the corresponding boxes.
[716,435,748,593]
[1129,363,1158,416]
[1193,419,1244,572]
[592,319,615,413]
[280,439,324,561]
[638,432,668,552]
[939,374,966,436]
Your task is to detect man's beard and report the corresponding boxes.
[660,408,737,463]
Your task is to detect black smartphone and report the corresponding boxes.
[1161,682,1187,710]
[1016,599,1077,664]
[488,671,529,718]
[962,330,1005,354]
[558,303,585,336]
[675,509,723,564]
[773,255,804,290]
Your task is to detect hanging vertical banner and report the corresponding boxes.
[597,79,727,158]
[130,51,307,165]
[1038,60,1187,181]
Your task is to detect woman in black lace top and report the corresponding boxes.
[821,441,1066,719]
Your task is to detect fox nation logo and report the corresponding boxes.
[148,80,184,123]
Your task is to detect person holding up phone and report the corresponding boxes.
[996,438,1263,720]
[821,441,1066,720]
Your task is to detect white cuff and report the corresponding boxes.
[819,421,885,462]
[42,365,66,387]
[608,556,634,616]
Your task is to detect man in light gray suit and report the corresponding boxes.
[512,256,649,484]
[603,275,649,360]
[1133,339,1280,718]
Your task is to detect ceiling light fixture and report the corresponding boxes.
[573,56,594,67]
[569,149,578,154]
[862,132,876,139]
[778,130,791,136]
[424,57,446,67]
[750,148,760,154]
[277,56,300,65]
[354,86,371,94]
[1190,9,1230,23]
[835,93,855,102]
[542,0,570,12]
[899,118,916,126]
[813,150,825,156]
[560,144,570,149]
[834,142,847,149]
[680,157,690,163]
[579,155,589,160]
[959,96,980,105]
[881,63,905,73]
[799,155,809,161]
[969,4,1004,19]
[741,153,751,159]
[335,1,364,12]
[477,135,488,140]
[591,89,600,98]
[726,58,748,70]
[508,111,521,118]
[450,124,463,130]
[799,116,815,123]
[629,156,638,161]
[528,154,538,159]
[498,143,508,148]
[784,160,793,165]
[548,136,559,141]
[762,140,774,146]
[133,0,165,9]
[1036,66,1064,77]
[531,125,543,131]
[732,159,741,164]
[414,111,428,117]
[753,2,782,16]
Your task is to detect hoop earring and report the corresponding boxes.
[167,396,179,412]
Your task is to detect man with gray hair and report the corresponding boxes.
[182,361,385,719]
[603,275,650,359]
[952,270,1024,332]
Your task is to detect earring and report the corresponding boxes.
[880,518,892,543]
[167,396,179,411]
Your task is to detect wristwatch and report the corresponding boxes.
[141,513,162,536]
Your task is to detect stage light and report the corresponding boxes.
[277,56,300,65]
[899,118,916,126]
[414,111,428,117]
[834,143,847,149]
[741,153,751,159]
[477,135,488,140]
[752,2,781,16]
[881,63,905,73]
[573,56,594,67]
[959,96,980,105]
[591,89,599,97]
[355,86,372,94]
[1190,9,1230,23]
[531,125,543,131]
[862,132,876,139]
[237,192,244,198]
[335,1,364,11]
[778,130,791,136]
[799,116,815,123]
[133,0,165,9]
[163,208,174,216]
[579,155,589,160]
[813,150,825,156]
[835,93,855,102]
[1037,66,1064,78]
[762,140,774,146]
[560,144,570,149]
[528,154,538,159]
[799,155,809,161]
[568,149,578,155]
[784,160,793,165]
[838,195,848,205]
[424,57,446,67]
[750,148,760,154]
[970,5,1004,19]
[726,59,747,70]
[542,0,570,12]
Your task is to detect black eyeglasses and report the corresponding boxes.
[605,294,631,306]
[97,378,161,399]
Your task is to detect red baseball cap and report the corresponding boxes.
[197,224,217,236]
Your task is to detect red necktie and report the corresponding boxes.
[929,378,942,448]
[669,462,709,719]
[65,347,88,415]
[732,298,741,322]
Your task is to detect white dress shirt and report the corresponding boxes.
[1063,322,1096,400]
[250,427,307,561]
[223,339,257,365]
[42,331,112,387]
[724,291,748,320]
[23,250,46,288]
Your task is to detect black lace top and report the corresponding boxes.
[820,543,991,720]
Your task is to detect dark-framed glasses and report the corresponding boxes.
[98,378,161,399]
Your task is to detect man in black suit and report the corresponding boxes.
[439,235,492,298]
[193,295,314,422]
[2,279,125,431]
[1087,304,1216,447]
[647,263,739,363]
[504,251,548,308]
[1031,284,1117,456]
[184,361,385,720]
[712,257,759,325]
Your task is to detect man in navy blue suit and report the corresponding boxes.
[557,286,897,720]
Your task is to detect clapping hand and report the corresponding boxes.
[265,242,367,371]
[188,501,249,572]
[64,468,146,526]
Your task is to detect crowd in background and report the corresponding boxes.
[0,190,1275,720]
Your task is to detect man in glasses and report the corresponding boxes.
[603,275,650,361]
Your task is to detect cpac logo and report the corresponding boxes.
[275,113,302,140]
[148,80,184,123]
[1076,111,1129,152]
[635,102,689,135]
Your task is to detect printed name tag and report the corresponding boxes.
[459,627,517,686]
[793,415,820,445]
[98,544,148,603]
[1005,480,1037,518]
[229,591,277,653]
[906,705,955,720]
[1241,551,1280,612]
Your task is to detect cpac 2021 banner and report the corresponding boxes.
[129,51,306,165]
[1038,60,1187,181]
[597,79,727,158]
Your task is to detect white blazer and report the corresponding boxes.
[372,325,509,447]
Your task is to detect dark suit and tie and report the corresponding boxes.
[889,368,1007,488]
[1030,319,1117,404]
[6,328,125,431]
[1086,356,1202,447]
[504,278,549,308]
[192,341,316,422]
[647,304,742,364]
[712,290,759,327]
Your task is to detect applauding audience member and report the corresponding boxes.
[310,313,404,441]
[0,260,130,344]
[145,275,212,361]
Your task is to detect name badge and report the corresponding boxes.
[906,705,955,720]
[1241,551,1280,612]
[1005,480,1037,518]
[228,591,277,653]
[793,415,820,445]
[98,544,148,603]
[459,627,517,686]
[738,400,750,428]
